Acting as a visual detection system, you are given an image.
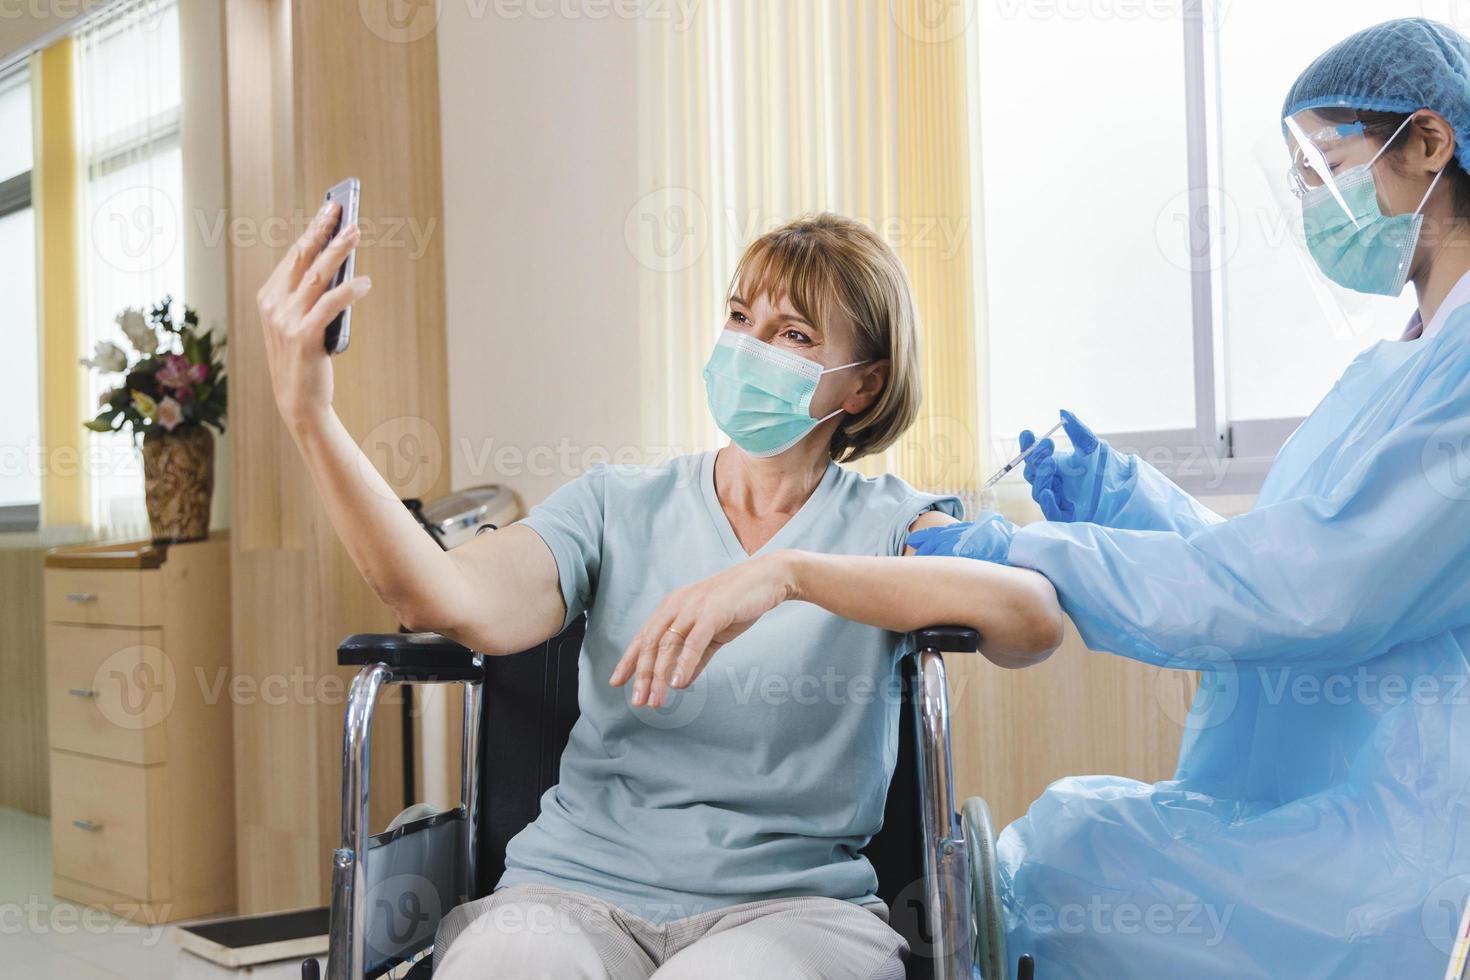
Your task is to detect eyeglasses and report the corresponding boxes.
[1287,160,1328,200]
[1285,119,1367,199]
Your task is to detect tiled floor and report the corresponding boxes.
[0,806,422,978]
[0,806,183,979]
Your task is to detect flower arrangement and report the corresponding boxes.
[81,296,228,440]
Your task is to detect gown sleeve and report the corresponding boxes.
[1008,340,1470,670]
[1088,449,1226,535]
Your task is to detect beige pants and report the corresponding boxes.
[433,882,909,980]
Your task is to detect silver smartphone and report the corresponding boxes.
[323,177,361,355]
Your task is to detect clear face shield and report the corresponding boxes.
[1249,109,1433,340]
[1282,110,1432,223]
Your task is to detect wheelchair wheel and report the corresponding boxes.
[962,796,1009,980]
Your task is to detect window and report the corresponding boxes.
[977,0,1429,494]
[0,66,40,531]
[76,0,183,539]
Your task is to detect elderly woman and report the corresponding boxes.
[256,209,1063,979]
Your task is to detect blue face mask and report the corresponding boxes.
[1300,116,1446,297]
[702,330,868,458]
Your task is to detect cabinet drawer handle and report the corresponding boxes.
[72,819,103,833]
[65,592,98,603]
[67,688,97,699]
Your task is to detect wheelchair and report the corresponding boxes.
[302,617,1033,980]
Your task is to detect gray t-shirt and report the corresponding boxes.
[499,450,963,922]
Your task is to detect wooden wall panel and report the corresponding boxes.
[949,624,1195,829]
[225,0,448,913]
[225,0,300,555]
[0,548,49,815]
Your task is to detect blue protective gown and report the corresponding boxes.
[997,308,1470,978]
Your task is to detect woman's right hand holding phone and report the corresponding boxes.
[255,200,371,432]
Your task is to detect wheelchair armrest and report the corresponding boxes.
[912,625,980,653]
[337,631,484,682]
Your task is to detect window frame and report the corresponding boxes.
[86,104,181,178]
[0,63,39,532]
[0,171,29,217]
[1120,0,1283,498]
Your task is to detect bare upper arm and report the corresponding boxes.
[903,508,959,556]
[430,523,568,654]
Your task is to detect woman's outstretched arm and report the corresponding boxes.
[612,512,1063,708]
[257,201,565,655]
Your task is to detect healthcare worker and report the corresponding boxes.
[911,18,1470,978]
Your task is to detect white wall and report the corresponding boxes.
[437,6,645,508]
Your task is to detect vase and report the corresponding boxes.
[141,423,215,544]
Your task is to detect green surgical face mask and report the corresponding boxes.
[702,330,867,458]
[1300,115,1446,297]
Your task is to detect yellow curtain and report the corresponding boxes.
[33,39,85,528]
[635,0,988,511]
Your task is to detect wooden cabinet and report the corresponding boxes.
[44,533,235,924]
[50,752,168,901]
[44,565,161,626]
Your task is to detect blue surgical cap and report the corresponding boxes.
[1283,18,1470,172]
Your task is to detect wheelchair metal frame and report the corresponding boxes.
[326,647,484,980]
[321,629,989,980]
[913,645,977,980]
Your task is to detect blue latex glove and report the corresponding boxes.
[1022,410,1224,532]
[906,511,1017,564]
[1020,409,1112,523]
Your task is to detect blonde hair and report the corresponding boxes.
[727,212,922,463]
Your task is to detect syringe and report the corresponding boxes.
[982,420,1065,491]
